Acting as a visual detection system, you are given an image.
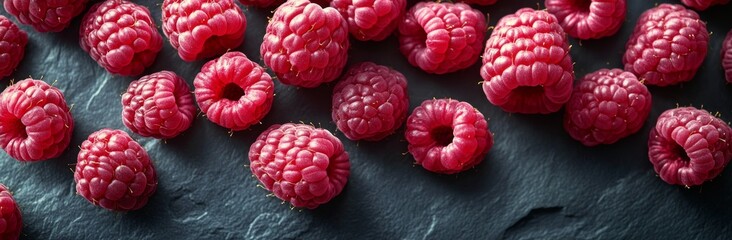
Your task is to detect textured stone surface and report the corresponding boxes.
[1,0,732,239]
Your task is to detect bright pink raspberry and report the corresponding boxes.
[648,107,732,187]
[122,71,196,139]
[723,30,732,83]
[238,0,283,8]
[194,52,274,131]
[680,0,730,10]
[261,0,350,88]
[249,123,350,209]
[332,62,409,141]
[460,0,499,5]
[75,129,157,211]
[623,4,708,86]
[564,69,651,146]
[79,0,162,76]
[331,0,406,41]
[545,0,626,39]
[3,0,89,32]
[162,0,247,62]
[405,99,492,174]
[398,2,486,74]
[0,79,74,162]
[0,184,22,240]
[0,16,27,79]
[481,8,574,114]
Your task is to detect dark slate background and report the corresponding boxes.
[1,0,732,239]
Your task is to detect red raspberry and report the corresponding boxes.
[122,71,196,139]
[648,107,732,187]
[623,4,708,86]
[405,98,492,174]
[460,0,499,5]
[563,69,651,146]
[238,0,283,8]
[79,0,162,76]
[0,79,74,162]
[481,8,574,114]
[0,184,22,240]
[680,0,730,10]
[545,0,626,40]
[3,0,89,32]
[0,16,27,79]
[162,0,247,62]
[332,62,409,141]
[261,0,350,88]
[75,129,157,211]
[194,52,274,131]
[398,2,486,74]
[249,123,350,209]
[723,30,732,83]
[330,0,406,41]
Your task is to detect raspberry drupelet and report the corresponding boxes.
[405,98,493,174]
[0,16,28,79]
[249,123,350,209]
[545,0,626,40]
[723,30,732,83]
[4,0,90,32]
[680,0,730,11]
[0,184,22,240]
[330,0,406,41]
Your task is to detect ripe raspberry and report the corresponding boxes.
[405,99,492,174]
[261,0,350,88]
[79,0,162,76]
[194,52,274,131]
[398,2,486,74]
[238,0,283,8]
[249,123,350,209]
[623,4,708,86]
[122,71,196,139]
[330,0,406,41]
[545,0,626,40]
[3,0,89,32]
[648,107,732,187]
[0,79,74,162]
[0,16,27,79]
[460,0,499,5]
[563,69,651,146]
[75,129,157,211]
[162,0,247,62]
[0,184,22,240]
[680,0,730,10]
[332,62,409,141]
[723,30,732,83]
[481,8,574,114]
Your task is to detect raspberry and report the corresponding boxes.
[75,129,157,211]
[460,0,499,5]
[330,0,406,41]
[194,52,274,131]
[332,62,409,141]
[248,123,350,209]
[79,0,162,76]
[622,4,708,86]
[398,2,486,74]
[481,8,574,114]
[405,98,492,174]
[162,0,247,62]
[545,0,626,40]
[648,107,732,187]
[680,0,730,10]
[261,0,350,88]
[0,16,27,79]
[0,79,74,162]
[723,30,732,83]
[563,69,651,146]
[238,0,283,8]
[0,184,22,240]
[122,71,196,139]
[3,0,89,32]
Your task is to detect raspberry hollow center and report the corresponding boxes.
[220,83,245,101]
[6,117,27,139]
[430,125,454,146]
[672,143,690,162]
[512,86,545,98]
[572,0,592,12]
